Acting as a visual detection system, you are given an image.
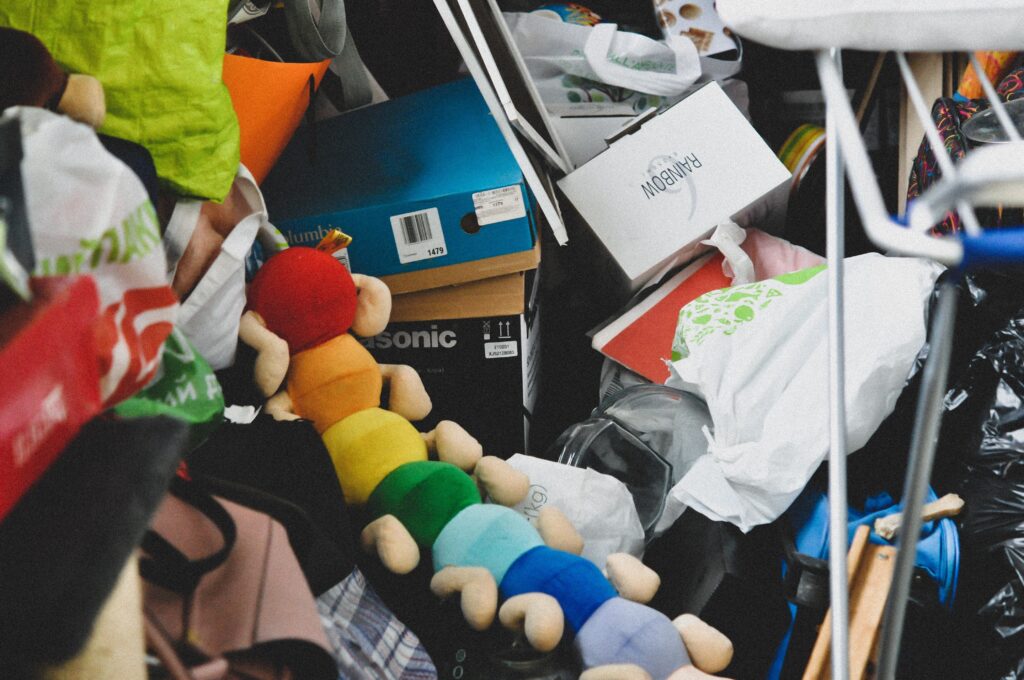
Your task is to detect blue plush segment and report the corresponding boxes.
[499,546,617,632]
[576,598,689,680]
[432,504,544,584]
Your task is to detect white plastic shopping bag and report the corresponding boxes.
[507,454,646,566]
[658,254,943,533]
[503,12,704,114]
[14,107,178,407]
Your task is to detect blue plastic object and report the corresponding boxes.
[766,485,959,679]
[961,227,1024,270]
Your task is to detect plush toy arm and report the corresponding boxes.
[379,363,432,421]
[536,506,584,555]
[60,74,106,129]
[238,310,290,398]
[351,274,392,337]
[361,515,420,574]
[422,421,483,471]
[666,666,734,680]
[672,615,734,675]
[499,593,565,653]
[265,391,300,422]
[474,457,530,507]
[580,665,653,680]
[605,553,660,604]
[431,567,498,631]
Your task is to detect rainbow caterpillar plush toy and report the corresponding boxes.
[240,247,733,680]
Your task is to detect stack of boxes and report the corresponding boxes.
[262,78,541,458]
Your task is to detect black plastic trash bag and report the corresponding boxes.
[931,274,1024,679]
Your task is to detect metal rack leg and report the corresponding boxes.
[876,279,958,680]
[823,46,851,680]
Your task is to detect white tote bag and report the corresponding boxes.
[164,165,287,370]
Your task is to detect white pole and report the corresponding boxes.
[824,47,850,680]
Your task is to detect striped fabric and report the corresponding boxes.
[318,568,437,680]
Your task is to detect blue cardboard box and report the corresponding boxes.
[262,78,538,293]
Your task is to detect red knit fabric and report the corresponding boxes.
[246,248,357,353]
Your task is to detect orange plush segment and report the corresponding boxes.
[288,334,383,433]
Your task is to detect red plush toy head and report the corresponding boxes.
[246,247,357,353]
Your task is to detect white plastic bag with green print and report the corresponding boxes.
[12,107,178,407]
[657,253,943,533]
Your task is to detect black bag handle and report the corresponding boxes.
[139,477,237,596]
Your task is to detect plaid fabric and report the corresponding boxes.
[318,567,437,680]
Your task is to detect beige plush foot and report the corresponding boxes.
[265,391,300,422]
[606,553,660,604]
[360,515,420,574]
[430,421,483,471]
[537,506,584,555]
[58,74,106,129]
[381,363,432,421]
[580,664,652,680]
[673,614,734,675]
[667,666,734,680]
[475,456,530,506]
[498,593,564,653]
[430,566,498,631]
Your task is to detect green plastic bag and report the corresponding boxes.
[114,328,225,451]
[0,1,240,201]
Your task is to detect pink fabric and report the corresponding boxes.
[725,228,825,282]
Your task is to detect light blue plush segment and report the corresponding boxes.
[432,504,543,584]
[576,598,690,680]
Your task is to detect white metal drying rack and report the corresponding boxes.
[717,3,1024,678]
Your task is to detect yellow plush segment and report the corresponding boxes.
[288,334,384,433]
[323,407,428,505]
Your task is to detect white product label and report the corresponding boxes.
[332,248,351,271]
[390,207,448,264]
[473,185,527,226]
[485,341,519,359]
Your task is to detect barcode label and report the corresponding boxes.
[389,207,447,264]
[473,185,527,226]
[485,341,518,359]
[399,212,433,244]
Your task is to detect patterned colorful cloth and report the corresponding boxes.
[907,65,1024,235]
[318,568,437,680]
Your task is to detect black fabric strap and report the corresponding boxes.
[139,479,236,595]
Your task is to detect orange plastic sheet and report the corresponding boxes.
[222,54,331,184]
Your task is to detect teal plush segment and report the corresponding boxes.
[433,504,543,584]
[0,1,240,200]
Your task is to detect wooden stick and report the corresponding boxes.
[873,493,964,541]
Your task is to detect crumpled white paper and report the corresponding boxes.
[658,253,943,533]
[506,454,646,566]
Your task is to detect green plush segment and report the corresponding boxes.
[0,2,239,200]
[367,461,481,548]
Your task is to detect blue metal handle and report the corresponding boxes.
[961,227,1024,270]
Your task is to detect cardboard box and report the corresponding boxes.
[261,78,538,293]
[557,82,792,294]
[389,270,530,323]
[361,272,540,459]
